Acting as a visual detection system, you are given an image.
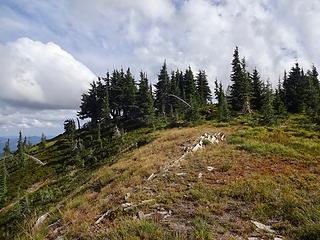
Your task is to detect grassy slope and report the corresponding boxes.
[19,115,320,240]
[0,115,319,239]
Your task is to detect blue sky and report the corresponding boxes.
[0,0,319,136]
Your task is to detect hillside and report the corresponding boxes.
[0,136,42,155]
[0,115,319,240]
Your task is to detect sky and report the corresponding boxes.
[0,0,320,136]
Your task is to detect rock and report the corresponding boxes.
[55,236,64,240]
[121,202,132,208]
[192,143,202,152]
[248,237,259,240]
[251,220,275,233]
[125,193,130,201]
[207,166,216,171]
[95,210,110,224]
[198,173,203,179]
[147,173,156,181]
[158,209,172,219]
[176,172,187,176]
[138,211,145,219]
[35,212,50,228]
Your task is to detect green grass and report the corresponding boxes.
[227,122,320,161]
[224,175,320,238]
[2,114,320,239]
[191,217,212,240]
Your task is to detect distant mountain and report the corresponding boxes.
[0,136,44,154]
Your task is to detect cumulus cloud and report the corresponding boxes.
[0,38,96,109]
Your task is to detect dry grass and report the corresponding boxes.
[28,123,320,239]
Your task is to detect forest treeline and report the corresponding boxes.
[77,47,320,129]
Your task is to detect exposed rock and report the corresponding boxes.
[95,210,110,224]
[251,220,275,233]
[147,173,156,181]
[176,172,187,176]
[198,173,203,179]
[35,212,50,228]
[125,193,130,201]
[207,166,216,171]
[121,202,132,208]
[137,211,145,219]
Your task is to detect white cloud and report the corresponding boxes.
[0,38,96,109]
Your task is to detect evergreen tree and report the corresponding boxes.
[64,119,76,142]
[16,131,25,166]
[229,47,252,112]
[78,81,102,126]
[214,79,230,121]
[169,71,180,116]
[3,139,11,157]
[0,159,7,200]
[40,133,46,149]
[137,72,155,125]
[251,68,264,111]
[154,61,170,116]
[109,69,123,119]
[176,70,186,100]
[261,82,275,125]
[229,46,243,111]
[23,137,27,149]
[101,89,111,125]
[184,66,197,105]
[273,78,286,115]
[283,63,306,113]
[305,66,320,122]
[196,70,212,106]
[241,58,252,113]
[122,68,137,120]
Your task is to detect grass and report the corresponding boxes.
[2,114,320,239]
[107,219,167,240]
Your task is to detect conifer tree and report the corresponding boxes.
[214,79,230,121]
[196,70,212,106]
[16,131,25,166]
[109,69,123,119]
[101,90,111,125]
[184,66,197,105]
[176,70,186,100]
[305,66,320,122]
[78,81,102,126]
[154,61,170,116]
[169,71,180,116]
[0,159,7,200]
[283,63,306,113]
[123,68,137,120]
[64,119,76,142]
[261,82,275,125]
[137,72,155,125]
[229,47,251,112]
[241,58,252,113]
[3,139,11,157]
[273,78,286,115]
[251,68,264,111]
[40,133,46,149]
